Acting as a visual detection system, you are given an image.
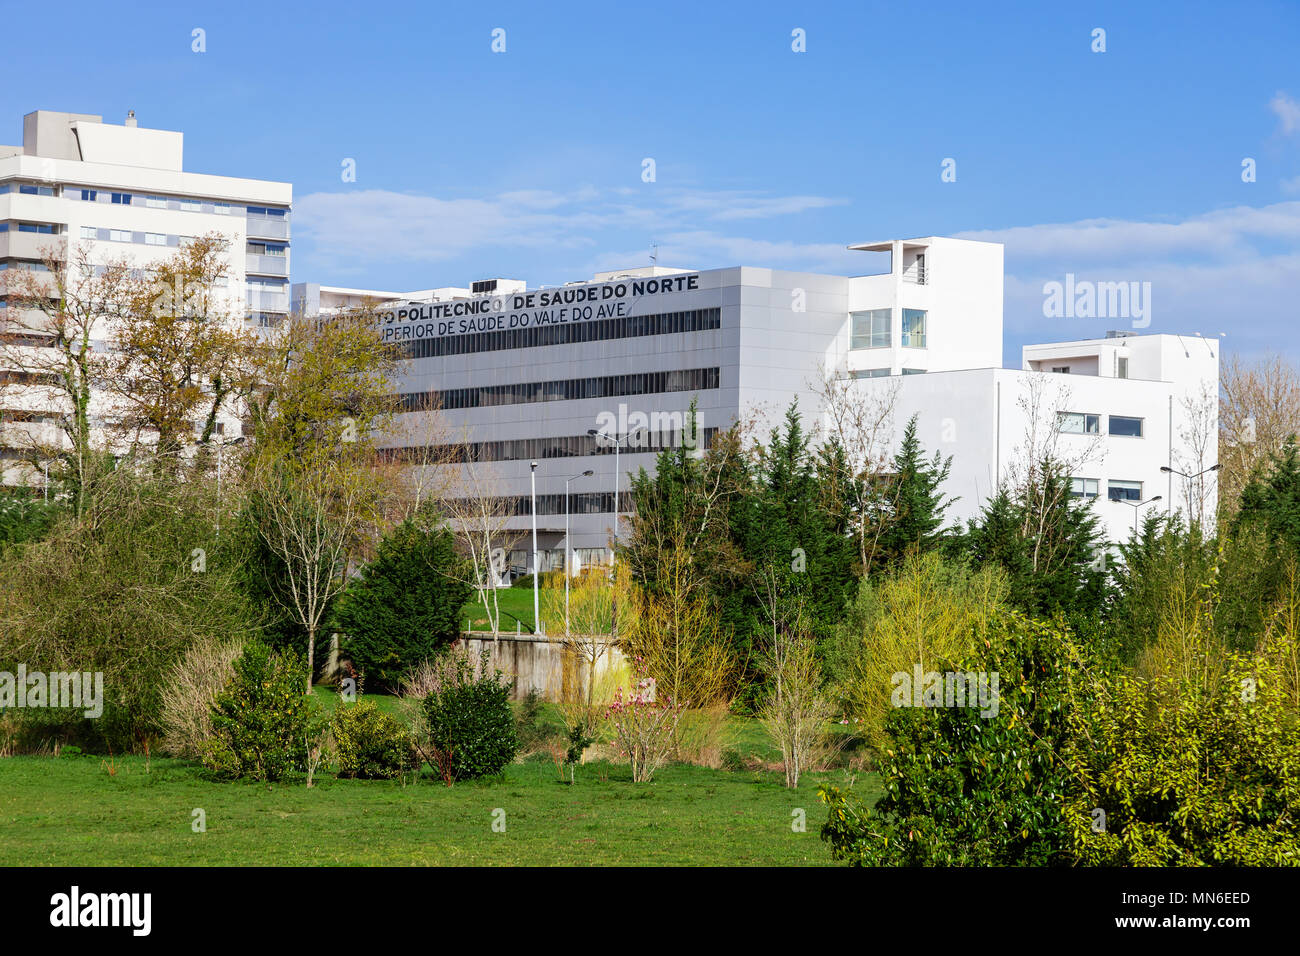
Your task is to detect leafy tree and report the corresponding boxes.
[874,415,953,567]
[964,460,1106,622]
[332,511,471,690]
[732,403,857,667]
[1236,436,1300,553]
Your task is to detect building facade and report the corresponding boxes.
[0,109,292,483]
[314,236,1216,572]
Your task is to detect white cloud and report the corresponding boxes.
[294,186,848,271]
[956,202,1300,263]
[1271,91,1300,136]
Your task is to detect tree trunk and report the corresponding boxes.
[306,626,316,695]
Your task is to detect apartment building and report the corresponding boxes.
[0,109,292,484]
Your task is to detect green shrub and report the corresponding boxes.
[418,649,519,783]
[332,514,472,689]
[820,612,1082,866]
[203,642,319,781]
[331,699,414,779]
[1064,641,1300,865]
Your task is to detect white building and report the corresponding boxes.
[0,109,293,483]
[305,235,1217,570]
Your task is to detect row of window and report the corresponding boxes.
[0,222,57,234]
[850,368,926,379]
[1,182,290,220]
[849,308,927,350]
[446,490,635,517]
[1070,478,1148,502]
[397,307,722,361]
[399,367,721,412]
[381,426,719,465]
[1058,412,1144,437]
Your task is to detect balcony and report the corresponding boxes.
[0,231,65,262]
[246,288,289,312]
[245,253,289,277]
[245,214,290,241]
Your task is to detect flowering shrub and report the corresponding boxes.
[604,661,685,783]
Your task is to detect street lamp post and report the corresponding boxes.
[587,427,642,555]
[530,460,540,635]
[564,469,595,636]
[1122,494,1163,537]
[1160,463,1221,524]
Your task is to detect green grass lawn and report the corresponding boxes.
[0,752,878,866]
[459,587,538,632]
[0,688,876,866]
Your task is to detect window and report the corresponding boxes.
[1117,356,1129,379]
[17,223,54,234]
[1109,415,1143,437]
[18,185,54,197]
[80,226,97,239]
[1052,366,1070,374]
[145,195,167,209]
[1108,480,1143,502]
[110,192,132,205]
[109,229,132,243]
[179,199,201,212]
[902,368,926,375]
[1070,477,1099,500]
[850,368,890,379]
[211,202,232,215]
[901,309,927,348]
[850,309,890,349]
[79,189,98,202]
[144,233,167,246]
[1058,411,1100,434]
[0,223,6,232]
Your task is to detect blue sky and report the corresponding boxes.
[4,0,1299,364]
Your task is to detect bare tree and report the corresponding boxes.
[1173,380,1219,527]
[752,565,833,788]
[1219,354,1300,513]
[442,458,524,638]
[808,363,901,574]
[1,243,134,513]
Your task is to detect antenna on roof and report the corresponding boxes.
[650,240,658,265]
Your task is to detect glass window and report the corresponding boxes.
[144,233,166,246]
[902,309,927,348]
[79,189,98,201]
[109,229,132,242]
[1109,415,1143,437]
[80,226,97,239]
[19,185,54,196]
[145,195,167,208]
[180,199,201,212]
[1117,356,1129,379]
[212,202,232,215]
[850,309,890,349]
[1058,411,1100,434]
[850,368,890,379]
[1108,480,1142,502]
[902,368,926,375]
[111,192,132,205]
[1070,477,1099,500]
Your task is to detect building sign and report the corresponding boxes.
[376,273,701,343]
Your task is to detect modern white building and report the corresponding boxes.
[307,235,1217,570]
[0,109,293,483]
